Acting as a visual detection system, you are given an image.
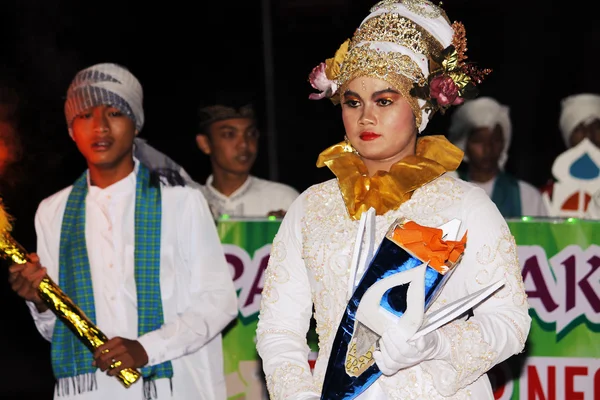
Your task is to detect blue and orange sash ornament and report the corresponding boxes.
[319,218,466,399]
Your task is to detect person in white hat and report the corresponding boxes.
[256,1,530,399]
[447,96,547,218]
[541,93,600,217]
[8,63,237,400]
[559,93,600,149]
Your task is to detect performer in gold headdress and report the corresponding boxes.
[256,1,530,398]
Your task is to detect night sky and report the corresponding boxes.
[1,0,599,398]
[3,0,600,193]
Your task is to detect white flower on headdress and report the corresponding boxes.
[307,40,350,103]
[308,62,338,100]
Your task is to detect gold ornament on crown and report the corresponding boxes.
[0,199,140,388]
[308,0,442,118]
[351,12,443,59]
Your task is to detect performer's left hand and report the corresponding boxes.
[93,337,149,376]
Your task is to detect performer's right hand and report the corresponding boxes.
[373,328,448,376]
[8,253,48,312]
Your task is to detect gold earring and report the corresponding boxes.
[344,135,359,155]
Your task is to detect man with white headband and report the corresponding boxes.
[559,93,600,149]
[448,96,547,217]
[541,93,600,217]
[8,63,237,399]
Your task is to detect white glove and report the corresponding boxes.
[373,328,447,376]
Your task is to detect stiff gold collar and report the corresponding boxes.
[316,135,463,220]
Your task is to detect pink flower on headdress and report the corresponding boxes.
[308,62,338,100]
[429,75,464,107]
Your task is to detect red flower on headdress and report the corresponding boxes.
[308,62,338,100]
[429,75,464,107]
[410,22,491,118]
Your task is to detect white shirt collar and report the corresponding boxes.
[205,174,254,202]
[87,158,140,196]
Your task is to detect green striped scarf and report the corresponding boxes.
[52,163,173,392]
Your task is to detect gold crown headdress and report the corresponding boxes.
[308,0,491,132]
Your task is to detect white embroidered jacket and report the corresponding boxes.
[256,175,531,399]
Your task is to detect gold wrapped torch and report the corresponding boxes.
[0,203,140,388]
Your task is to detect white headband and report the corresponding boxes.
[448,97,512,169]
[64,63,144,134]
[559,93,600,147]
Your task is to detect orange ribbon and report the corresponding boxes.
[391,221,467,274]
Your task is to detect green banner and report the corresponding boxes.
[218,219,281,400]
[219,218,600,400]
[489,218,600,400]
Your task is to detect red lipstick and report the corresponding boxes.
[359,132,381,141]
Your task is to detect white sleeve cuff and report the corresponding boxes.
[26,301,55,322]
[25,301,56,341]
[137,330,166,367]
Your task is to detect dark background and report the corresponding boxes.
[1,0,599,398]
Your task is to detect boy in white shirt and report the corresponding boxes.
[8,63,237,400]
